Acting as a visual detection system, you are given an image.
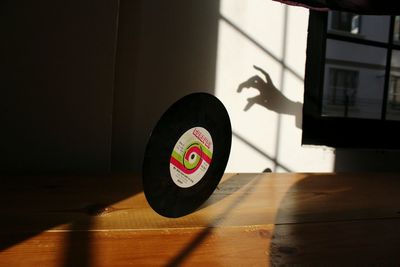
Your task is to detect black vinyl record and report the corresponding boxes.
[142,92,232,218]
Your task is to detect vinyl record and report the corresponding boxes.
[142,92,232,218]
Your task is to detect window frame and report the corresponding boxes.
[302,11,400,149]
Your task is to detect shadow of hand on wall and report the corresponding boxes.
[237,65,303,129]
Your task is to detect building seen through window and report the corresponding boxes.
[387,67,400,119]
[322,11,400,120]
[394,16,400,43]
[388,75,400,109]
[330,11,360,34]
[324,68,358,117]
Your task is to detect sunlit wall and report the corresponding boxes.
[215,0,335,172]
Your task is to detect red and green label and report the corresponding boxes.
[170,127,213,188]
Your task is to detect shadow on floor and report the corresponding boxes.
[0,173,142,267]
[269,173,400,265]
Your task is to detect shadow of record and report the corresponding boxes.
[142,92,232,218]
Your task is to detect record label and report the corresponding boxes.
[170,127,213,188]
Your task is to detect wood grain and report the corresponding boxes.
[1,173,400,266]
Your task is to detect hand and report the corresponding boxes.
[236,65,302,128]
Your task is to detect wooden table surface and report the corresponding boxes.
[1,173,400,266]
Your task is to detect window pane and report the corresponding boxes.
[322,39,386,119]
[386,50,400,120]
[394,16,400,44]
[328,12,390,43]
[330,11,359,34]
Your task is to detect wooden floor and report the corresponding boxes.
[1,173,400,266]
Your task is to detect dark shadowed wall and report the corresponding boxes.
[111,0,220,171]
[0,0,119,173]
[1,0,220,174]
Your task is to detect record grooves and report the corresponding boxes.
[142,93,232,218]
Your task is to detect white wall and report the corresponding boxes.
[112,0,336,173]
[215,0,335,172]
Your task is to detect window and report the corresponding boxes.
[325,68,358,108]
[387,75,400,116]
[303,11,400,148]
[330,11,360,34]
[394,16,400,43]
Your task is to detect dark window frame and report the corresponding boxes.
[302,11,400,149]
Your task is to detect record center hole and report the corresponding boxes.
[191,154,195,160]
